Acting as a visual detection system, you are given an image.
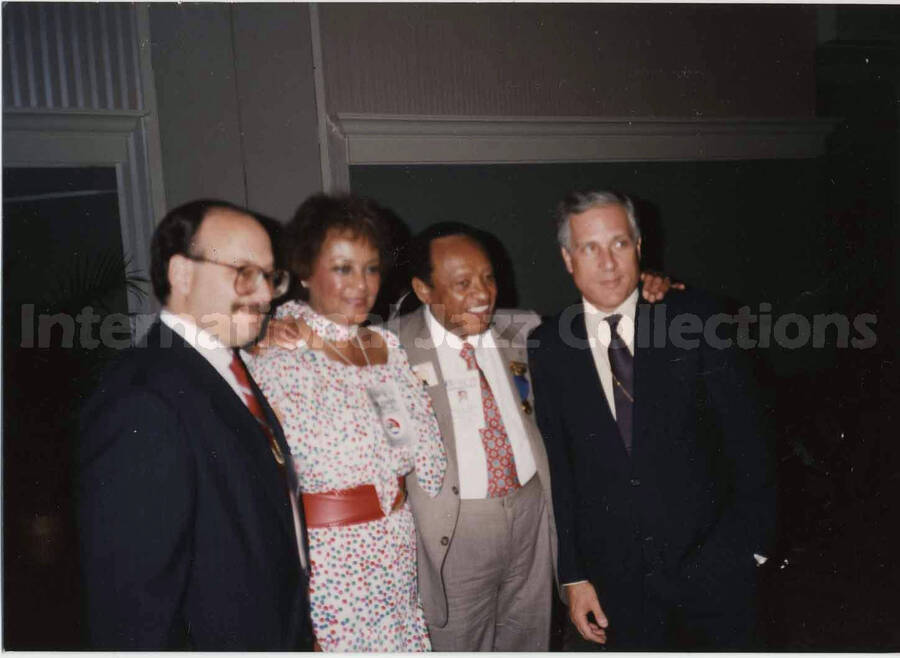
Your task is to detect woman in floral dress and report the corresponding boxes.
[249,194,446,652]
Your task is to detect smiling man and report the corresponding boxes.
[78,200,313,650]
[394,222,558,651]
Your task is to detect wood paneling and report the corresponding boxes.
[320,4,816,119]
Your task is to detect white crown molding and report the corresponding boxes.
[3,108,145,136]
[332,114,837,167]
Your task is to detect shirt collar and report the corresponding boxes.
[582,287,640,346]
[160,309,235,372]
[582,287,639,323]
[424,305,495,351]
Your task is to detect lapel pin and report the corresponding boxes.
[271,442,286,465]
[509,361,527,377]
[412,361,439,387]
[509,361,532,414]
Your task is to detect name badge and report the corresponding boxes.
[445,371,484,429]
[366,383,413,448]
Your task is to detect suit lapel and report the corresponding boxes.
[151,324,296,542]
[631,301,652,463]
[566,304,631,459]
[209,369,296,542]
[399,309,458,477]
[494,331,528,408]
[632,299,685,464]
[494,328,551,479]
[248,371,299,493]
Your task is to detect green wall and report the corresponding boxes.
[351,159,827,317]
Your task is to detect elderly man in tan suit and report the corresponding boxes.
[391,222,558,652]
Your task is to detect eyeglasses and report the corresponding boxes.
[185,255,290,298]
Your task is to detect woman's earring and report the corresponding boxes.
[301,280,309,288]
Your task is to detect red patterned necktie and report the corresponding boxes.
[229,352,285,466]
[460,341,521,497]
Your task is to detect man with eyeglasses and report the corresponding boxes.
[77,200,313,650]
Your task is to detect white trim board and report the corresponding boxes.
[3,108,161,339]
[333,114,837,168]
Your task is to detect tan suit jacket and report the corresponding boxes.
[394,307,559,628]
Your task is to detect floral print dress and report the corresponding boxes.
[248,301,446,652]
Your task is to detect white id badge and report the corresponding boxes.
[446,371,484,430]
[367,383,414,448]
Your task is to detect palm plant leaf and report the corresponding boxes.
[42,249,148,316]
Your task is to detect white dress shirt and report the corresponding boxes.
[425,306,538,499]
[583,288,639,421]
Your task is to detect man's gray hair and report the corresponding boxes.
[555,191,641,250]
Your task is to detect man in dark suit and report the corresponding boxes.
[529,191,775,650]
[77,200,314,650]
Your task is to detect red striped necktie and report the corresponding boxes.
[229,351,285,466]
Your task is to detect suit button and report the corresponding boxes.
[630,478,641,487]
[451,485,459,495]
[440,536,449,546]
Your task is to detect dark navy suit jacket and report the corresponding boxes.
[77,321,313,650]
[529,289,775,635]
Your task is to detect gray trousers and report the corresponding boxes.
[428,476,553,651]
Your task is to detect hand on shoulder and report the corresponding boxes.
[253,317,308,354]
[357,326,389,360]
[640,270,686,303]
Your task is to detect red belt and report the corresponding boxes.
[302,477,406,528]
